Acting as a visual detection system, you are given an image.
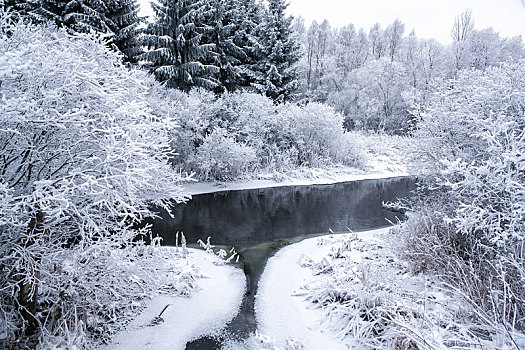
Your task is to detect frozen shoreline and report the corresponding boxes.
[103,248,246,350]
[254,229,391,349]
[182,167,408,196]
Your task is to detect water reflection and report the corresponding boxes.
[149,177,415,246]
[147,177,416,349]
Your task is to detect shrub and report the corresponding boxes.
[158,90,367,180]
[191,128,257,181]
[400,60,525,343]
[0,17,189,348]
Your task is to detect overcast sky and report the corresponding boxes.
[137,0,525,44]
[287,0,525,43]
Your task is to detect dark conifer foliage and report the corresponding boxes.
[252,0,300,102]
[108,0,143,63]
[232,0,264,90]
[2,0,36,19]
[4,0,143,62]
[141,0,219,90]
[199,0,245,92]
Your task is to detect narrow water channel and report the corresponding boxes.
[146,177,416,349]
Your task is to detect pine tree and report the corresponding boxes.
[231,0,264,90]
[32,0,108,33]
[107,0,143,63]
[199,0,243,92]
[1,0,36,20]
[142,0,219,90]
[253,0,300,102]
[28,0,142,62]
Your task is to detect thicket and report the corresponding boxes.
[147,88,364,181]
[295,11,525,134]
[0,14,190,348]
[396,60,525,346]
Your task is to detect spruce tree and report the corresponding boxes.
[2,0,36,20]
[254,0,300,102]
[199,0,243,92]
[32,0,107,32]
[107,0,143,63]
[232,0,264,90]
[141,0,219,90]
[29,0,142,62]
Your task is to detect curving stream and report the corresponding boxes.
[146,176,417,349]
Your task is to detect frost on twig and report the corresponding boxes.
[149,303,171,326]
[197,237,239,265]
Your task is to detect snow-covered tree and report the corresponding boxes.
[199,0,254,92]
[450,9,474,72]
[21,0,143,62]
[407,59,525,335]
[252,0,300,102]
[107,0,144,62]
[141,0,219,90]
[351,59,411,132]
[369,23,386,59]
[0,18,189,346]
[385,18,405,62]
[229,0,264,89]
[1,0,35,19]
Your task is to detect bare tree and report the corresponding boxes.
[386,18,405,62]
[451,8,474,42]
[451,9,474,71]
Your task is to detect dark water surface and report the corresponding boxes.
[147,177,416,349]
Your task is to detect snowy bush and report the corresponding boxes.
[411,63,525,174]
[191,128,257,181]
[295,232,502,349]
[0,18,190,348]
[400,59,525,341]
[156,90,366,180]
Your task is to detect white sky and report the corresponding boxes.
[287,0,525,43]
[137,0,525,44]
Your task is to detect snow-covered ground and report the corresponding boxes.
[102,248,245,350]
[183,165,408,196]
[254,228,524,349]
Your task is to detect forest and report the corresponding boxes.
[0,0,524,349]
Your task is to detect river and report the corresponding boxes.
[146,176,416,348]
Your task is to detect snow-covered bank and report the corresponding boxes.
[183,166,408,195]
[255,228,522,349]
[103,248,245,350]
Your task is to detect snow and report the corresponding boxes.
[255,231,352,349]
[102,248,246,350]
[254,227,522,349]
[253,230,392,349]
[182,166,408,196]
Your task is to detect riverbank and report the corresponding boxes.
[102,248,245,350]
[252,228,524,349]
[182,132,411,196]
[183,165,408,196]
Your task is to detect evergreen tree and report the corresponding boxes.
[253,0,300,102]
[232,0,263,90]
[141,0,219,90]
[197,0,264,92]
[199,0,243,92]
[32,0,107,32]
[108,0,143,63]
[28,0,142,62]
[1,0,36,20]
